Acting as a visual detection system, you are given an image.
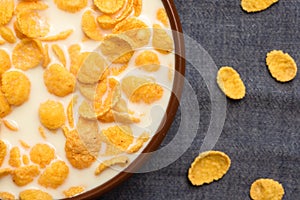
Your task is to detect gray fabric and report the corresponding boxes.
[101,0,300,199]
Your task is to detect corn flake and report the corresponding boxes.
[30,144,55,168]
[0,0,14,26]
[12,39,43,70]
[156,8,169,27]
[19,189,52,200]
[0,140,7,167]
[217,66,246,100]
[0,49,11,77]
[42,44,51,68]
[67,96,77,128]
[38,126,47,139]
[133,0,142,16]
[0,168,11,178]
[266,50,297,82]
[0,91,11,118]
[78,100,97,120]
[41,29,73,42]
[1,71,31,106]
[13,22,27,39]
[54,0,87,13]
[38,160,69,189]
[19,140,31,149]
[70,52,90,76]
[3,119,19,131]
[17,10,50,38]
[121,76,152,98]
[12,165,40,186]
[152,24,174,54]
[0,192,15,200]
[94,0,125,14]
[52,44,66,66]
[127,132,150,153]
[0,26,16,44]
[241,0,279,13]
[95,156,129,175]
[44,64,76,97]
[39,100,66,130]
[9,147,21,168]
[188,151,231,186]
[250,178,284,200]
[135,50,161,71]
[63,186,85,198]
[15,1,49,14]
[81,10,103,41]
[22,155,30,165]
[78,82,97,101]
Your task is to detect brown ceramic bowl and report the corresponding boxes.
[68,1,185,199]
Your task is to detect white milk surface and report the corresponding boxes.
[0,0,175,199]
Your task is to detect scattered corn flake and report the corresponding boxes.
[217,66,246,100]
[250,178,284,200]
[81,10,103,41]
[78,82,97,101]
[54,0,87,13]
[15,1,49,14]
[12,165,40,186]
[67,96,77,128]
[131,83,163,104]
[17,10,50,38]
[241,0,279,13]
[0,49,11,76]
[0,0,14,26]
[156,8,169,27]
[19,189,53,200]
[98,132,123,156]
[0,168,12,177]
[127,132,150,153]
[0,192,15,200]
[152,24,174,54]
[44,64,76,97]
[188,151,231,186]
[13,22,27,39]
[39,100,66,130]
[95,156,129,176]
[0,26,16,43]
[12,39,43,70]
[113,17,151,49]
[30,143,55,168]
[40,29,73,42]
[22,155,30,165]
[9,147,21,168]
[133,0,142,16]
[19,140,31,149]
[38,160,69,189]
[0,140,7,167]
[52,44,67,67]
[77,52,106,84]
[65,129,96,169]
[42,44,51,68]
[1,71,31,106]
[70,52,90,76]
[94,0,125,14]
[63,186,85,198]
[77,116,101,157]
[121,75,152,99]
[94,78,121,117]
[102,125,134,151]
[135,50,161,72]
[38,126,47,139]
[78,100,97,120]
[0,91,11,118]
[266,50,297,82]
[3,119,18,131]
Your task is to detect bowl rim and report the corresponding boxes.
[67,0,185,199]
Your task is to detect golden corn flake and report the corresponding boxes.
[12,165,40,186]
[127,132,150,153]
[266,50,297,82]
[101,64,128,80]
[13,22,27,40]
[121,76,152,98]
[19,140,31,149]
[17,10,50,38]
[0,0,14,26]
[188,151,231,186]
[0,91,11,118]
[15,1,49,14]
[12,39,43,70]
[38,160,69,189]
[9,147,21,168]
[64,129,96,169]
[78,82,97,101]
[38,126,47,139]
[78,100,97,120]
[42,44,51,68]
[0,168,12,178]
[39,100,66,130]
[41,29,73,42]
[81,10,103,41]
[135,50,161,72]
[95,156,129,176]
[30,143,55,168]
[0,192,15,200]
[0,49,11,76]
[0,26,16,44]
[217,66,246,100]
[130,83,164,104]
[54,0,87,13]
[250,178,284,200]
[133,0,142,16]
[67,96,77,128]
[153,24,174,54]
[94,0,125,14]
[94,78,121,117]
[19,189,53,200]
[113,17,151,49]
[241,0,279,13]
[52,44,66,67]
[156,8,169,27]
[1,71,31,106]
[0,140,7,167]
[3,119,19,131]
[77,52,106,84]
[70,52,90,76]
[63,186,85,198]
[22,155,30,165]
[44,64,76,97]
[102,125,134,151]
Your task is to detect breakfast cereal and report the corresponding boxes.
[12,165,40,186]
[15,1,49,14]
[19,140,30,149]
[52,44,67,66]
[42,44,51,68]
[3,119,19,131]
[40,29,73,42]
[0,0,14,26]
[241,0,279,13]
[0,49,11,77]
[81,10,103,41]
[54,0,87,13]
[78,100,97,120]
[95,156,129,175]
[127,132,150,153]
[0,168,11,178]
[250,178,284,200]
[0,26,16,43]
[152,24,174,54]
[94,0,125,14]
[157,8,169,27]
[0,192,15,200]
[102,126,134,151]
[29,144,55,168]
[135,50,161,72]
[133,0,143,16]
[0,140,7,167]
[78,82,97,101]
[22,155,30,165]
[0,91,11,118]
[63,186,85,198]
[8,147,21,168]
[19,189,52,200]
